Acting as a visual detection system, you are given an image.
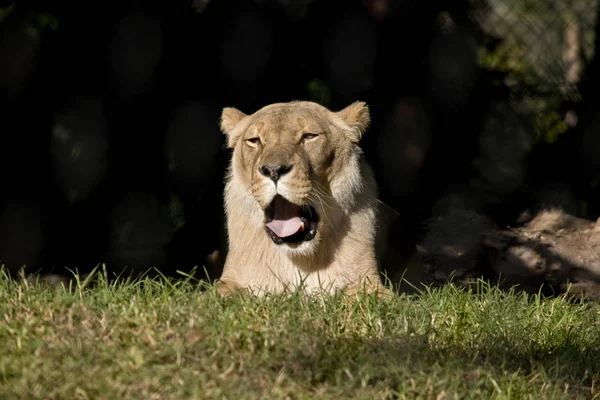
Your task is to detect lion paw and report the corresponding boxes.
[344,281,396,301]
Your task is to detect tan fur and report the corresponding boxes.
[216,100,414,298]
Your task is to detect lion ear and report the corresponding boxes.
[220,107,248,148]
[336,101,371,143]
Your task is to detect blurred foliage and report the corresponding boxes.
[477,41,538,87]
[474,0,596,88]
[25,12,58,38]
[168,193,186,233]
[477,43,569,145]
[0,3,14,22]
[306,78,332,108]
[36,12,59,31]
[0,3,59,31]
[512,94,569,144]
[533,109,568,144]
[471,0,598,144]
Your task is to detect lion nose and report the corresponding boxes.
[259,164,292,183]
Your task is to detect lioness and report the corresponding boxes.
[215,100,422,297]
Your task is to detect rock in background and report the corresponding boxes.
[419,207,600,300]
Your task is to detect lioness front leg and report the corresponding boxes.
[214,279,242,297]
[344,279,396,300]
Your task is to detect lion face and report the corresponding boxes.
[220,101,371,255]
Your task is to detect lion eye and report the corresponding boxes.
[301,133,319,142]
[246,137,261,146]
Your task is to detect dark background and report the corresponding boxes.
[1,0,599,283]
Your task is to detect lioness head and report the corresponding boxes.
[220,100,372,256]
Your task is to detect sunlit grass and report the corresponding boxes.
[1,266,599,399]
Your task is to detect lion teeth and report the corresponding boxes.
[298,222,305,232]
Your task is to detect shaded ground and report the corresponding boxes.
[419,207,600,300]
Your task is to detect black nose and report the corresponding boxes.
[259,164,292,183]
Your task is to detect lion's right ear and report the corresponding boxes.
[220,107,248,148]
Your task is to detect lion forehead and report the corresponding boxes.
[247,103,331,137]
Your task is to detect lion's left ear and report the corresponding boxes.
[336,101,371,143]
[220,107,249,148]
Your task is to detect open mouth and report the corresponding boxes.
[265,195,319,245]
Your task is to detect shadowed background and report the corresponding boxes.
[1,0,599,294]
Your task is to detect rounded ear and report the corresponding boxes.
[336,101,371,143]
[220,107,248,148]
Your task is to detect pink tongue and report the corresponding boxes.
[266,196,303,238]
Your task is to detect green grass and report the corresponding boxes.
[1,268,600,399]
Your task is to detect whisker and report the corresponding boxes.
[313,180,334,194]
[307,192,337,234]
[311,193,336,207]
[310,186,335,202]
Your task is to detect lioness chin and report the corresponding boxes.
[214,100,417,298]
